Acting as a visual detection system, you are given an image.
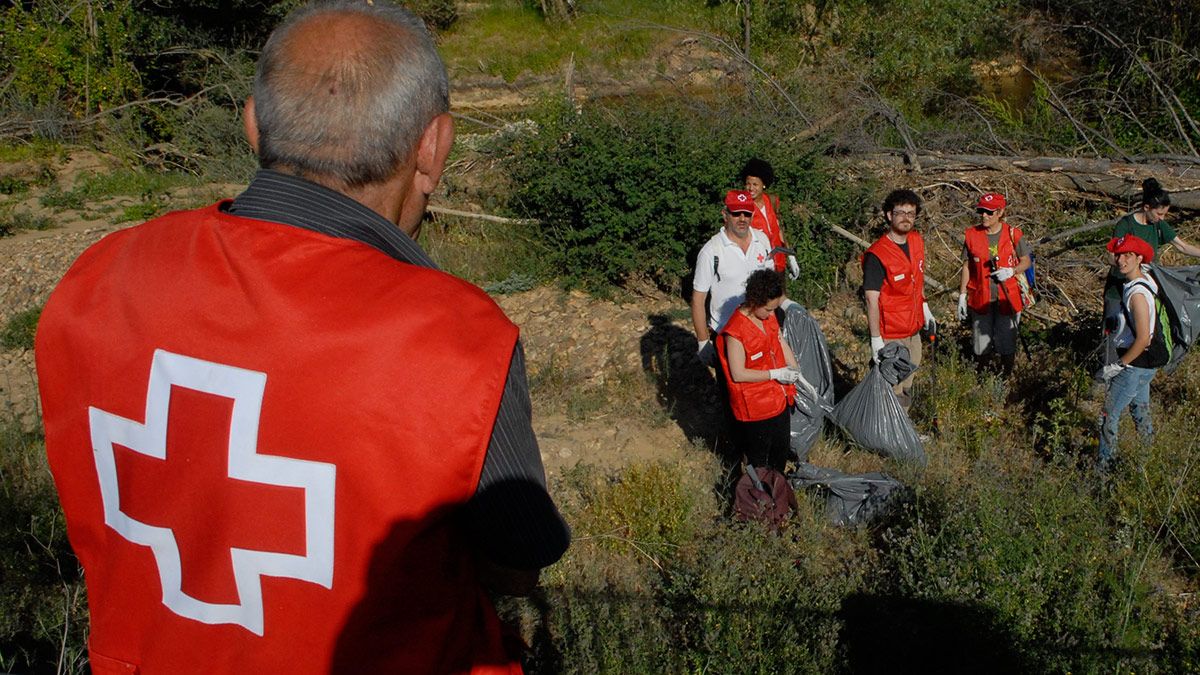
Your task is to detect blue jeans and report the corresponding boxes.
[1099,365,1156,465]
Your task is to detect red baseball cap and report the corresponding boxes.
[1107,235,1154,263]
[977,193,1006,211]
[725,189,755,213]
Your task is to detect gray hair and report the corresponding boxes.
[253,0,450,187]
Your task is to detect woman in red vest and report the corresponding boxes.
[717,269,802,471]
[742,158,800,280]
[956,192,1031,378]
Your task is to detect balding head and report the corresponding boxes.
[252,0,449,189]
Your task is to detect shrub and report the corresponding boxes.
[1,307,42,351]
[503,98,868,304]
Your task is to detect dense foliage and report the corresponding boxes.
[503,99,867,303]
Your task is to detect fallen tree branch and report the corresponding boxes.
[853,152,1200,210]
[427,205,539,225]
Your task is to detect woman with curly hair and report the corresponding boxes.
[716,269,802,472]
[741,158,800,280]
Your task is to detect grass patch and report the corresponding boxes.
[420,213,552,288]
[440,0,727,82]
[0,418,87,674]
[0,211,53,237]
[39,169,198,213]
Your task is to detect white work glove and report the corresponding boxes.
[870,335,885,362]
[957,293,968,321]
[991,266,1015,282]
[697,339,715,365]
[1098,362,1126,382]
[922,302,936,334]
[792,370,820,401]
[769,368,802,384]
[787,255,800,281]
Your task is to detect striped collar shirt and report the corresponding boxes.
[224,169,437,269]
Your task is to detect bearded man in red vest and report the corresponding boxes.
[862,189,936,409]
[36,2,568,673]
[956,192,1032,378]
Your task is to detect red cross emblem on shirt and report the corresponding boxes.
[89,349,336,635]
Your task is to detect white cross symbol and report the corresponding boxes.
[88,349,337,636]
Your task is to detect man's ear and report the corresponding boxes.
[243,96,260,155]
[412,113,455,197]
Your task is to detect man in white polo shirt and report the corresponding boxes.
[692,189,774,363]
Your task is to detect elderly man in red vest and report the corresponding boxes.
[36,2,568,673]
[861,189,936,409]
[956,192,1032,378]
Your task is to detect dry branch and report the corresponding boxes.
[858,152,1200,210]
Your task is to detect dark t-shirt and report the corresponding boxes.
[1113,212,1175,253]
[863,241,909,292]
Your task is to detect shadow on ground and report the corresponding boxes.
[639,313,725,452]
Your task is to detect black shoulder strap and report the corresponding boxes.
[1121,279,1156,324]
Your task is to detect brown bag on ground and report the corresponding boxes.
[734,464,798,532]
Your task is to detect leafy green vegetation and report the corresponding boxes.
[1,307,41,351]
[502,98,867,304]
[39,170,198,215]
[0,211,53,238]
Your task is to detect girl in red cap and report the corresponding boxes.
[1098,234,1167,469]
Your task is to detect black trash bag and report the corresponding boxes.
[780,300,835,462]
[790,463,906,526]
[1147,264,1200,374]
[830,345,925,465]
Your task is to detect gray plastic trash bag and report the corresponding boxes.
[790,463,905,526]
[1147,264,1200,374]
[830,345,925,465]
[780,301,835,462]
[875,340,918,386]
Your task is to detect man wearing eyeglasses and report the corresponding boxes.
[862,189,935,408]
[956,192,1032,378]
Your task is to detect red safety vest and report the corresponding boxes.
[716,310,793,422]
[750,194,786,272]
[864,232,926,340]
[36,204,522,674]
[964,223,1024,315]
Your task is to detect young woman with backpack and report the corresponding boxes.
[1098,234,1169,470]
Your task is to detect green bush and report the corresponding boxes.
[0,0,157,117]
[1,307,42,351]
[503,98,867,304]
